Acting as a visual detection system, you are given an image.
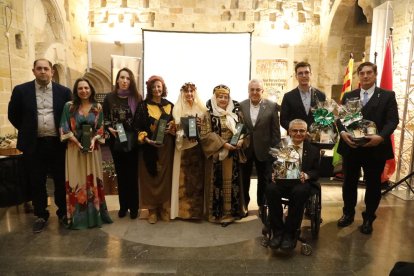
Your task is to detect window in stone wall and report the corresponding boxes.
[101,0,106,8]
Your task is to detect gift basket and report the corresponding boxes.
[339,97,377,145]
[309,98,338,146]
[269,138,301,183]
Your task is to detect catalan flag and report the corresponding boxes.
[340,54,354,100]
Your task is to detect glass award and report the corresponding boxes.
[116,123,127,143]
[181,116,198,139]
[152,117,168,145]
[188,117,197,138]
[81,124,92,152]
[230,123,244,146]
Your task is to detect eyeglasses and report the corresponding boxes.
[296,71,311,77]
[290,129,307,134]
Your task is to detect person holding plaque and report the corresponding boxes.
[103,68,142,219]
[336,62,399,234]
[199,85,247,226]
[133,75,175,224]
[170,82,208,220]
[266,119,320,250]
[59,78,112,229]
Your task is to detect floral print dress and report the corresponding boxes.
[59,102,112,229]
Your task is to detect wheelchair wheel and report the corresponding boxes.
[301,243,313,256]
[310,193,321,239]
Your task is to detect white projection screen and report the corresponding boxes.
[142,30,251,104]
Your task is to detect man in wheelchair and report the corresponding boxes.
[266,119,320,250]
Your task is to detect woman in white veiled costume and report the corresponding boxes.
[201,85,247,226]
[170,82,208,219]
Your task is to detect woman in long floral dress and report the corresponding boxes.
[60,78,112,229]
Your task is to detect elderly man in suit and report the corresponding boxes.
[266,119,320,250]
[8,59,72,233]
[336,61,398,234]
[280,61,326,131]
[239,79,280,215]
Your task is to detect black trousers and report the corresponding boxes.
[266,181,311,235]
[342,152,386,218]
[23,137,66,220]
[241,153,272,209]
[110,147,139,213]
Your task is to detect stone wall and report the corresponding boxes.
[0,0,88,135]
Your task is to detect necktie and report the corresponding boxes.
[362,91,368,106]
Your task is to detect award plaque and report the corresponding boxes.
[116,123,127,143]
[230,123,244,146]
[81,124,92,152]
[180,116,198,139]
[152,116,168,145]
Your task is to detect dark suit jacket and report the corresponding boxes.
[280,87,326,131]
[337,87,399,161]
[239,98,280,162]
[8,80,72,154]
[301,141,320,182]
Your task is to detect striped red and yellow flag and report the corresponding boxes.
[339,55,354,101]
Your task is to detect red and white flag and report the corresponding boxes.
[380,36,396,183]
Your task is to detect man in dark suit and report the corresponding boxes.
[266,119,320,250]
[8,59,72,233]
[336,61,398,234]
[239,79,280,215]
[280,61,326,131]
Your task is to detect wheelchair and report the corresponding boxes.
[260,181,322,256]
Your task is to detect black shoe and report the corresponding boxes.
[118,209,127,218]
[130,210,138,219]
[33,218,47,233]
[280,235,295,250]
[359,220,373,234]
[359,212,375,234]
[337,214,354,227]
[269,233,283,249]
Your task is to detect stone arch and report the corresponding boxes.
[83,65,112,94]
[25,0,68,82]
[318,0,371,97]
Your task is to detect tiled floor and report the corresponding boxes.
[1,180,414,275]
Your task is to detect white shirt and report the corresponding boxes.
[289,141,304,159]
[35,81,57,137]
[299,87,312,114]
[250,99,262,126]
[360,84,375,105]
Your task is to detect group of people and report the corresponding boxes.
[8,59,398,252]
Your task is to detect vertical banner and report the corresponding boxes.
[255,59,288,104]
